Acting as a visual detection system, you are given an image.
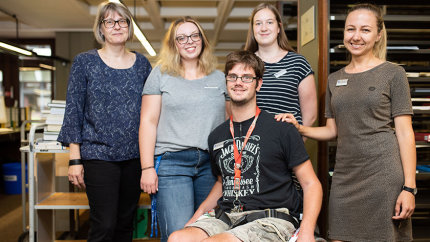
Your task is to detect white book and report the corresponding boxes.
[43,132,59,141]
[47,100,66,108]
[45,113,65,125]
[47,103,66,108]
[50,107,65,115]
[51,100,66,104]
[46,124,62,132]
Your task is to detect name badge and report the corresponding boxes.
[274,69,287,78]
[213,141,223,151]
[336,79,348,86]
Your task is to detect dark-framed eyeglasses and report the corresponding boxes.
[226,74,257,83]
[175,33,201,44]
[101,19,129,28]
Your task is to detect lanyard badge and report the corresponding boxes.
[229,106,261,212]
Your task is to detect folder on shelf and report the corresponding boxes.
[417,165,430,173]
[415,133,430,142]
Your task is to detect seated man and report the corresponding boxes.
[168,50,322,242]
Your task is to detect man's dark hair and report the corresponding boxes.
[224,50,265,79]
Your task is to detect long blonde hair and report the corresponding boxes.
[244,3,294,53]
[346,3,387,60]
[157,16,217,77]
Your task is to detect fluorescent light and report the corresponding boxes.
[132,21,156,56]
[30,47,52,56]
[19,67,41,71]
[0,41,33,56]
[108,0,156,56]
[39,64,56,71]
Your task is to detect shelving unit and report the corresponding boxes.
[21,123,151,241]
[328,1,430,240]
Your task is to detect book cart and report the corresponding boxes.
[21,122,151,242]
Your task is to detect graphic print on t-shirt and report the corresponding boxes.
[217,134,261,199]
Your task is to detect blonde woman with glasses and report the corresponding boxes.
[139,16,229,241]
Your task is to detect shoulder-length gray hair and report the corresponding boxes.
[93,1,134,45]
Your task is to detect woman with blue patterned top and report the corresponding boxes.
[57,2,151,241]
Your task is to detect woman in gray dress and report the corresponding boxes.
[282,3,416,241]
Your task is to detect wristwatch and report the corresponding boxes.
[402,185,417,195]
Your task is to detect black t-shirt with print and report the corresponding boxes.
[208,110,309,217]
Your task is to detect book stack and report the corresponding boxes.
[43,100,66,141]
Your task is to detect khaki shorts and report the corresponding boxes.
[187,208,296,242]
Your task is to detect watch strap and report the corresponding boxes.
[402,185,417,195]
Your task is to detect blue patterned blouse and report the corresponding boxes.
[57,49,152,161]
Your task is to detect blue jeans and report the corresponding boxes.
[156,148,216,242]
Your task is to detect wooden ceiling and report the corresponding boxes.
[0,0,299,64]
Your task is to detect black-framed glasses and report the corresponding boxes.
[102,19,129,28]
[175,33,201,44]
[226,74,257,83]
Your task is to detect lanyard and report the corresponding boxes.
[150,155,162,238]
[229,106,261,192]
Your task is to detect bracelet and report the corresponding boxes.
[141,166,154,171]
[69,159,83,166]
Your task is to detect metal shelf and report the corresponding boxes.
[416,142,430,148]
[20,145,69,153]
[24,122,153,241]
[417,172,430,180]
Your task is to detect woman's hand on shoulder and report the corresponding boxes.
[140,168,158,194]
[275,113,300,129]
[392,190,415,220]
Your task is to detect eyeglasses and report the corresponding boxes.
[226,74,258,83]
[175,33,201,44]
[102,19,129,28]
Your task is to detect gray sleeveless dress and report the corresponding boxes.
[325,62,413,241]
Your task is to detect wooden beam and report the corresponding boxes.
[212,0,235,46]
[317,0,329,238]
[141,0,164,30]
